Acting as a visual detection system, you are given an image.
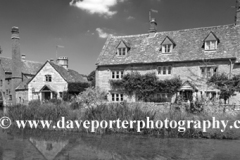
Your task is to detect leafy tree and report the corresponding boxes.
[87,70,95,87]
[208,73,240,104]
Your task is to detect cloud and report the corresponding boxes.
[96,28,110,38]
[95,28,122,38]
[126,16,135,20]
[70,0,126,17]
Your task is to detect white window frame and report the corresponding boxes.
[111,93,124,102]
[111,70,124,79]
[45,74,52,82]
[162,44,173,53]
[205,40,217,51]
[117,47,127,56]
[200,66,218,78]
[157,66,172,75]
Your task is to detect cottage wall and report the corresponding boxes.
[28,62,68,101]
[96,59,235,102]
[16,90,28,105]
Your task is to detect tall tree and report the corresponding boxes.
[87,70,95,87]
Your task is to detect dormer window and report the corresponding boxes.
[160,36,175,54]
[116,40,129,57]
[205,40,217,51]
[162,44,173,53]
[204,32,219,51]
[117,48,127,56]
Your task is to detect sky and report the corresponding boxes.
[0,0,237,75]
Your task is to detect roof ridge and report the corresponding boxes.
[113,23,234,39]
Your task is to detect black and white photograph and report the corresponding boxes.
[0,0,240,159]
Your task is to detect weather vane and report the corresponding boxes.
[149,9,158,21]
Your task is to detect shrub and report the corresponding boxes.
[76,87,107,108]
[28,99,41,108]
[48,99,63,106]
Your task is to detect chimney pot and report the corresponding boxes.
[21,54,26,61]
[11,26,20,39]
[149,18,157,33]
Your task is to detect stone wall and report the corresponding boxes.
[15,90,28,105]
[28,62,68,101]
[96,59,240,103]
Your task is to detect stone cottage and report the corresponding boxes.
[0,27,88,105]
[96,1,240,104]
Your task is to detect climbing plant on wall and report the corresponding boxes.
[110,72,182,102]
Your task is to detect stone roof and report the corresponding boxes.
[97,24,240,66]
[49,62,88,83]
[0,57,42,74]
[16,61,88,90]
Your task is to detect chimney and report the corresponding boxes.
[21,54,26,61]
[236,0,240,25]
[149,18,157,33]
[11,26,23,104]
[56,57,68,70]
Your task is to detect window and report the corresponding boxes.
[59,92,63,98]
[45,75,52,82]
[201,66,217,78]
[112,71,124,79]
[117,48,127,56]
[157,66,172,75]
[162,44,173,53]
[9,95,12,100]
[111,93,124,102]
[205,40,217,51]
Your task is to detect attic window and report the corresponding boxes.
[117,48,127,56]
[161,36,175,53]
[205,40,217,51]
[204,32,219,51]
[45,75,52,82]
[116,40,129,57]
[162,44,173,53]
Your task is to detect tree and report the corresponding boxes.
[207,73,240,104]
[87,70,95,87]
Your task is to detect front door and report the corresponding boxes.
[44,92,51,101]
[180,90,193,101]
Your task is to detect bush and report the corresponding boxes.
[76,87,107,108]
[28,99,41,108]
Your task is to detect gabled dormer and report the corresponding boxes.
[160,36,175,53]
[204,32,219,51]
[116,40,130,57]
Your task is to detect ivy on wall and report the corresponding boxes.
[110,72,182,102]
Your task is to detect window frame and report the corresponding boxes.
[117,47,128,57]
[162,44,173,53]
[45,74,52,82]
[200,66,218,78]
[111,70,124,79]
[205,40,217,51]
[111,93,124,102]
[157,66,172,76]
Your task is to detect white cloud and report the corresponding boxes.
[127,16,135,20]
[70,0,126,17]
[96,28,110,38]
